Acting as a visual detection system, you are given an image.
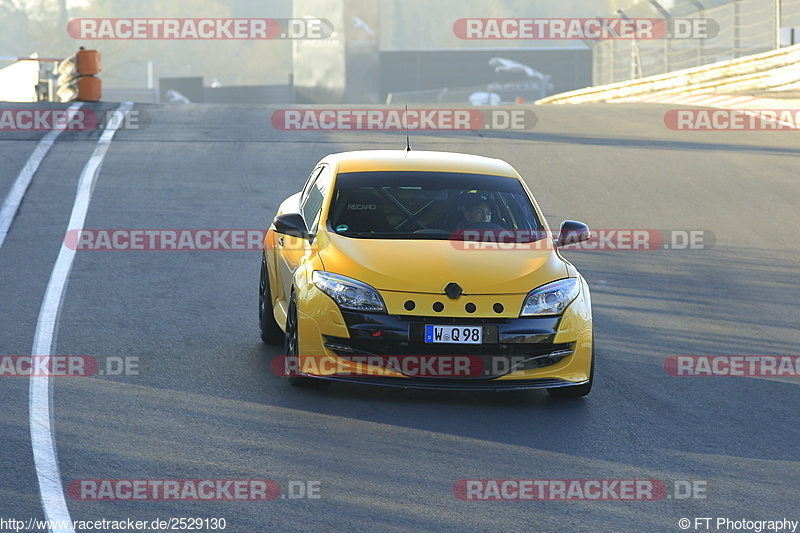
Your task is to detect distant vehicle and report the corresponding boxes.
[484,57,553,103]
[387,58,554,106]
[468,91,501,105]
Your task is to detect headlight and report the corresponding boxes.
[312,271,386,313]
[520,278,580,316]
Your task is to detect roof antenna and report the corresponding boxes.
[404,105,411,152]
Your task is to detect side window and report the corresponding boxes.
[300,166,331,234]
[300,166,323,205]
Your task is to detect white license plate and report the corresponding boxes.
[424,325,482,344]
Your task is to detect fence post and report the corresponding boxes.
[734,0,741,58]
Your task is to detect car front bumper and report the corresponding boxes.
[294,302,592,389]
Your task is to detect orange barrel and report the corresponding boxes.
[76,49,101,75]
[77,76,102,101]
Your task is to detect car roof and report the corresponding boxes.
[322,150,519,178]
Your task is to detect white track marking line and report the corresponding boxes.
[716,96,758,107]
[641,94,680,103]
[677,95,718,105]
[655,94,800,128]
[30,101,133,533]
[0,103,83,251]
[619,93,785,113]
[691,95,731,105]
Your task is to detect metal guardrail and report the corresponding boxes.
[588,0,798,86]
[536,42,800,104]
[387,80,551,106]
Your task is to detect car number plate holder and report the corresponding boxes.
[424,325,483,344]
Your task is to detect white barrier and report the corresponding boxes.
[0,57,40,102]
[536,43,800,104]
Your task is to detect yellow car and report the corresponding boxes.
[259,150,594,396]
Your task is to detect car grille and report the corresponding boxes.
[323,336,573,378]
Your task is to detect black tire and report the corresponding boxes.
[548,334,594,398]
[285,291,328,389]
[259,256,284,344]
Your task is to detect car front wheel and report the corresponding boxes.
[285,290,328,389]
[259,256,284,344]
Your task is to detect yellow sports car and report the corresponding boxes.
[259,149,594,396]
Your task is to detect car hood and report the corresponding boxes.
[318,233,568,294]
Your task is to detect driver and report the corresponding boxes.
[464,201,492,225]
[455,196,496,230]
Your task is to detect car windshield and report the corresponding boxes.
[327,171,544,240]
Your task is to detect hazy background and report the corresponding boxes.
[0,0,639,87]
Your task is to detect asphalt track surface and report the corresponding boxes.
[1,102,799,532]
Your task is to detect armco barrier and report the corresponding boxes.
[536,43,800,104]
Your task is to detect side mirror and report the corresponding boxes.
[556,220,591,247]
[273,213,311,239]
